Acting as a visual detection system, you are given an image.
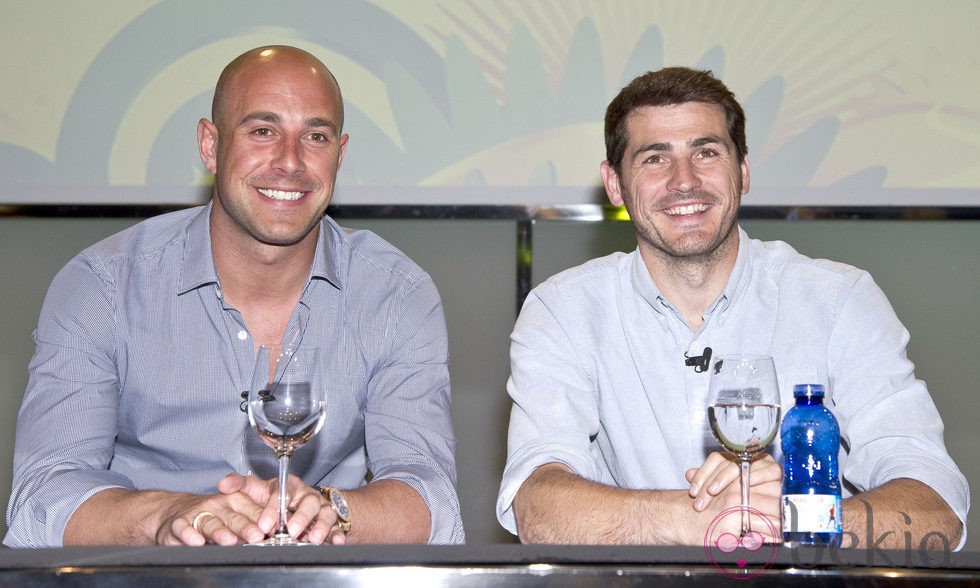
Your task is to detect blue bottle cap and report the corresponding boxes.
[793,383,825,398]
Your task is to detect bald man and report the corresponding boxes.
[6,46,463,547]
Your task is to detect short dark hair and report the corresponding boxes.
[604,67,746,173]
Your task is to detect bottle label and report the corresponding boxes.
[782,494,843,534]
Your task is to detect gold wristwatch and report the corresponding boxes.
[320,486,352,533]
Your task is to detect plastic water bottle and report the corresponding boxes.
[781,384,843,546]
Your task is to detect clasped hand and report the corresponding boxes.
[683,451,783,543]
[158,473,346,546]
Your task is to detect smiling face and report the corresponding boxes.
[198,47,348,250]
[601,101,749,267]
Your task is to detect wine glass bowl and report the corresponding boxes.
[707,387,780,458]
[707,354,781,538]
[252,381,324,459]
[246,346,326,546]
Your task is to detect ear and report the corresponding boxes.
[197,118,219,175]
[337,133,349,168]
[600,160,625,207]
[740,156,750,195]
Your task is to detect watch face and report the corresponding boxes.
[331,490,351,520]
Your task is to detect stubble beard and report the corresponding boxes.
[215,186,324,249]
[252,216,323,247]
[632,191,741,270]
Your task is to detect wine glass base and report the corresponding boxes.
[246,534,317,547]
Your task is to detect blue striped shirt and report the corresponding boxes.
[6,204,464,546]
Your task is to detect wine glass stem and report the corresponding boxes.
[740,456,752,536]
[276,454,290,537]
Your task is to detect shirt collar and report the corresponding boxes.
[176,203,343,296]
[629,247,667,313]
[710,225,752,316]
[628,225,753,317]
[177,203,218,296]
[312,215,342,289]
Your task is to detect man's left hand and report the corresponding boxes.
[218,473,347,544]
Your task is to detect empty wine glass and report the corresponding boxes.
[707,354,781,539]
[246,346,326,546]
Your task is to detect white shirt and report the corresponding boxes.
[496,227,968,548]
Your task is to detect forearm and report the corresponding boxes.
[343,479,431,543]
[64,488,196,546]
[842,478,962,550]
[512,463,694,545]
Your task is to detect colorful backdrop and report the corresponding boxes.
[2,0,979,206]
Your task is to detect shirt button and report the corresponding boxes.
[237,330,248,341]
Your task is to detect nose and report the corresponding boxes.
[272,135,305,174]
[666,159,701,193]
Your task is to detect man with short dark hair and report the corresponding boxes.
[496,67,967,548]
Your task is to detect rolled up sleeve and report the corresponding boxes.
[365,278,464,544]
[829,272,970,549]
[5,256,131,548]
[496,287,602,535]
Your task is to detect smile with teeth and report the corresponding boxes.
[664,203,709,216]
[258,188,304,201]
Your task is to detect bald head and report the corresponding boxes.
[211,45,344,132]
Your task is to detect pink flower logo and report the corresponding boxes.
[703,506,780,579]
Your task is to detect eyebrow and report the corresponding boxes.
[691,135,728,149]
[631,135,729,159]
[238,112,339,134]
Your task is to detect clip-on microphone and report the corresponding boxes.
[684,346,713,373]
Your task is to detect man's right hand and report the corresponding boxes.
[153,488,269,546]
[64,485,269,546]
[513,455,784,545]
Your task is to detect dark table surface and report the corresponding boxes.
[1,544,979,586]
